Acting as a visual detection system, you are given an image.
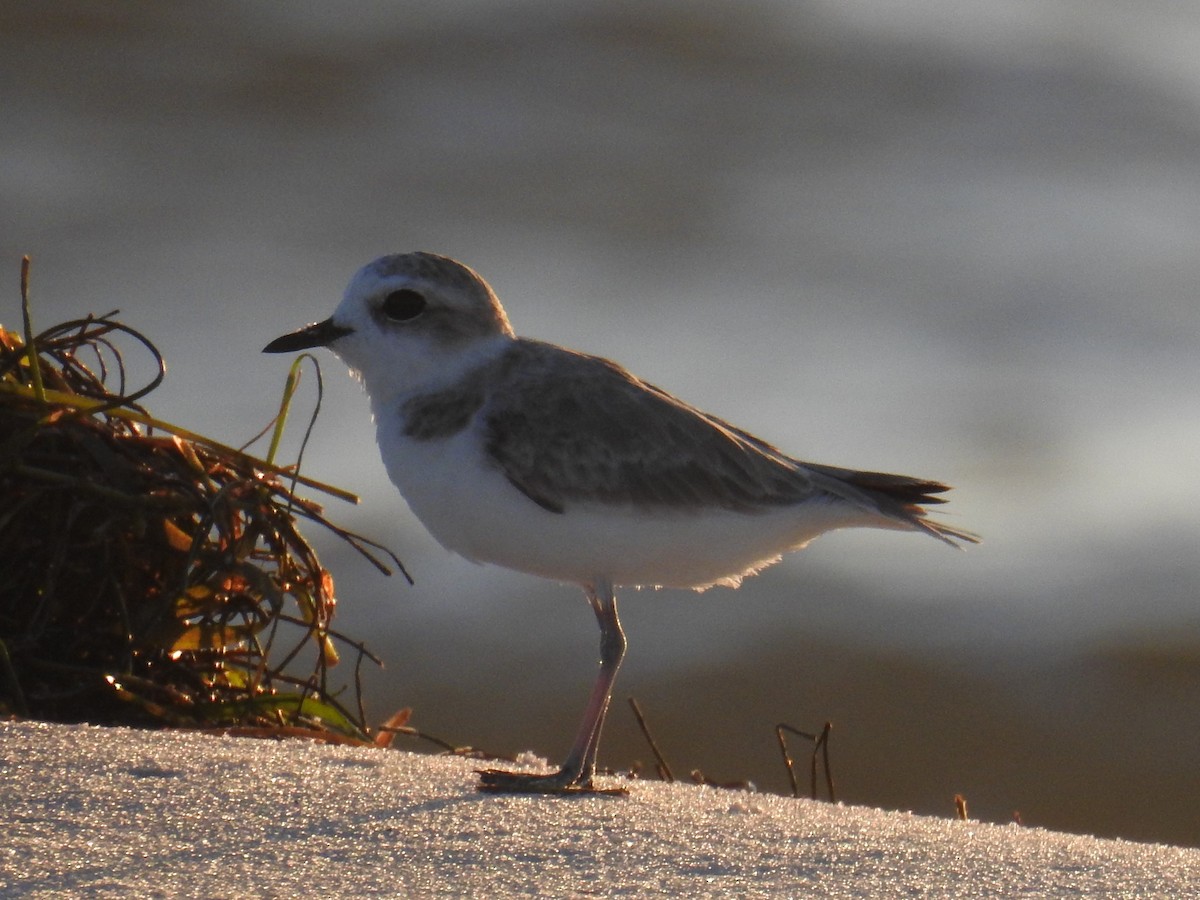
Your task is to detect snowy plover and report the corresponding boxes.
[264,251,977,794]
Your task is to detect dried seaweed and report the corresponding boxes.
[0,261,406,740]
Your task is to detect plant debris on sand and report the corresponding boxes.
[0,264,406,741]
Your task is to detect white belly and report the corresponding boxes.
[374,416,883,590]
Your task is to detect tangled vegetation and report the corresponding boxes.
[0,259,406,740]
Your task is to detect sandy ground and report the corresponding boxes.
[3,720,1198,898]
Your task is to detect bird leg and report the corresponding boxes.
[478,578,628,795]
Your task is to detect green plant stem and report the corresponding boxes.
[19,256,46,403]
[265,357,306,466]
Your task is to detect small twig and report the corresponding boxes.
[263,356,305,466]
[372,707,412,748]
[776,720,835,802]
[266,353,325,518]
[295,509,413,583]
[627,696,674,782]
[955,794,969,821]
[819,721,834,801]
[0,380,359,503]
[19,256,45,403]
[351,639,372,731]
[9,463,188,507]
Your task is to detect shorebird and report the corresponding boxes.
[264,251,977,794]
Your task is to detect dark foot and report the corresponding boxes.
[476,767,628,796]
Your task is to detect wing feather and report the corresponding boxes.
[481,341,818,514]
[476,340,979,547]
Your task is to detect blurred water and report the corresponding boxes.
[3,1,1199,843]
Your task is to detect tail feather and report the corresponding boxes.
[803,463,981,548]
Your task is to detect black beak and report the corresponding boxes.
[262,318,353,353]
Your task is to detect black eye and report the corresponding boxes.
[382,288,426,321]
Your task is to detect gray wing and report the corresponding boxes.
[480,341,821,514]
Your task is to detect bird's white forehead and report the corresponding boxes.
[341,251,514,342]
[349,252,486,301]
